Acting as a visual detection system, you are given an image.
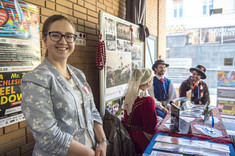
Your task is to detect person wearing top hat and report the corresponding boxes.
[179,65,210,105]
[149,59,177,118]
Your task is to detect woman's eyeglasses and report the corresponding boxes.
[44,32,77,43]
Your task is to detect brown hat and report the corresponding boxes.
[190,65,206,79]
[152,60,169,71]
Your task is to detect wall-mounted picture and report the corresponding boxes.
[106,40,116,51]
[124,41,131,52]
[105,17,115,34]
[117,40,124,51]
[106,34,116,40]
[131,44,141,60]
[117,22,131,40]
[106,52,131,88]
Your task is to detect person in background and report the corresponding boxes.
[122,68,158,154]
[149,60,177,118]
[179,65,210,105]
[21,15,107,156]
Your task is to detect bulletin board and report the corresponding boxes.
[99,11,144,117]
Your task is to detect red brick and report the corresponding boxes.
[86,40,97,46]
[78,25,85,32]
[4,123,18,134]
[85,0,96,5]
[107,7,114,15]
[0,128,3,135]
[86,34,98,41]
[40,8,58,16]
[0,137,26,155]
[56,0,72,8]
[87,16,98,24]
[46,1,55,10]
[78,19,85,25]
[85,2,96,11]
[98,0,104,3]
[78,0,85,6]
[85,21,96,29]
[0,128,25,145]
[104,0,112,8]
[19,121,27,128]
[85,27,97,35]
[23,0,45,6]
[26,134,35,143]
[21,141,36,154]
[88,10,98,18]
[56,4,73,15]
[21,150,33,156]
[26,127,31,135]
[74,11,87,20]
[74,4,87,13]
[69,0,77,3]
[113,1,119,7]
[97,2,106,10]
[5,148,20,156]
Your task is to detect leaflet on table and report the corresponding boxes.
[152,142,230,156]
[154,135,230,153]
[150,150,183,156]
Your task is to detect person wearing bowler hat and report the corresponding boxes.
[179,65,210,105]
[149,59,177,118]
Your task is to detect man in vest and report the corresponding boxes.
[149,60,177,118]
[179,65,210,105]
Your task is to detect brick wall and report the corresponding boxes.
[146,0,158,36]
[158,0,166,59]
[0,0,126,155]
[0,0,165,155]
[146,0,166,59]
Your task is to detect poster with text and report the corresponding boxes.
[217,99,235,116]
[0,0,40,127]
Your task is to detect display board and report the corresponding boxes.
[0,0,40,128]
[217,71,235,117]
[99,11,144,117]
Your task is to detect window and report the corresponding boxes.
[203,0,214,15]
[173,3,183,18]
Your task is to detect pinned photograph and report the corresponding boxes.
[117,40,124,51]
[124,41,131,52]
[105,17,115,34]
[117,22,131,40]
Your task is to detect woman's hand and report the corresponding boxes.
[95,141,107,156]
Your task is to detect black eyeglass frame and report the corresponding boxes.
[44,32,77,43]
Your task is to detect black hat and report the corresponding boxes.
[190,65,206,79]
[152,60,169,71]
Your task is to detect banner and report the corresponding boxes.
[0,0,40,128]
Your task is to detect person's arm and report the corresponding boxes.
[94,121,107,156]
[167,82,177,103]
[67,140,95,156]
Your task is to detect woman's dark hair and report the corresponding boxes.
[42,15,75,56]
[42,14,75,35]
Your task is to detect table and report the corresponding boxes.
[159,107,231,142]
[143,107,235,155]
[143,132,235,156]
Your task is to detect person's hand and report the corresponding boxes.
[95,141,107,156]
[162,108,168,115]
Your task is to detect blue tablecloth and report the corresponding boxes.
[143,132,235,156]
